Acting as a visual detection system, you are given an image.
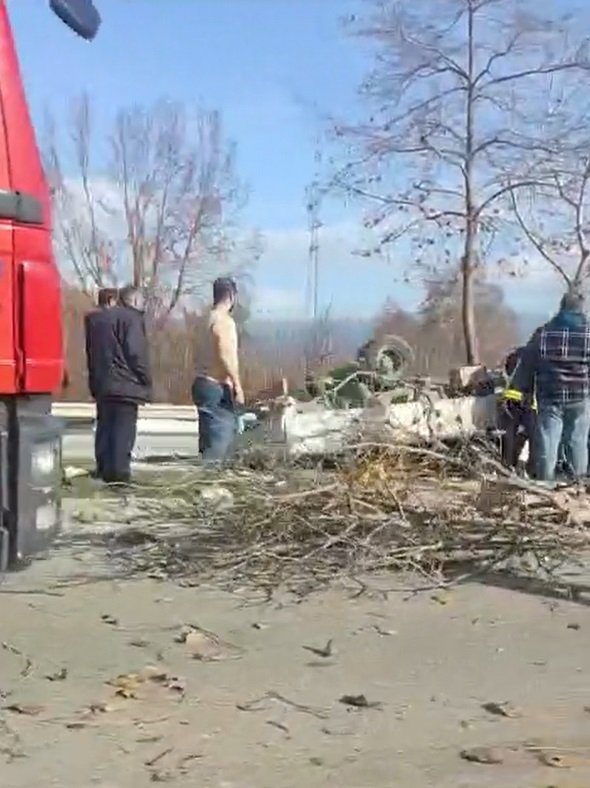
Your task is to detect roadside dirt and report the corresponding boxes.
[1,516,589,787]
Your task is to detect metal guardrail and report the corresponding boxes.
[56,396,500,457]
[53,402,197,422]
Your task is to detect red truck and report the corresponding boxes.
[0,0,100,569]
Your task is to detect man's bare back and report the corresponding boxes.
[203,307,244,404]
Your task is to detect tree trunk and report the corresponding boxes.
[461,224,478,364]
[462,0,479,365]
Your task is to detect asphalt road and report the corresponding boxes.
[62,427,199,463]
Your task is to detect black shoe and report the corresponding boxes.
[103,474,131,486]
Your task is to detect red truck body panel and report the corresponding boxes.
[0,2,63,395]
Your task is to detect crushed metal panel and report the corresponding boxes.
[278,394,498,456]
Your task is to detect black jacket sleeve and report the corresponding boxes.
[122,314,152,393]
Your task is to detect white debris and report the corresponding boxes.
[62,465,90,481]
[199,485,234,510]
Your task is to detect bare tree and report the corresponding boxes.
[44,98,114,290]
[335,0,590,363]
[511,149,590,288]
[45,94,257,318]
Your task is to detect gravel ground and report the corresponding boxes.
[0,490,589,788]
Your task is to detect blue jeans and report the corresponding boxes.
[536,400,590,481]
[191,376,237,462]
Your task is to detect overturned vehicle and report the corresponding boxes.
[241,336,505,458]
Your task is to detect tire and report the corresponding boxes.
[368,335,415,374]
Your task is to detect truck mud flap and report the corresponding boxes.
[0,403,8,572]
[4,397,62,565]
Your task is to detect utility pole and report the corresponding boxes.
[305,149,322,323]
[304,146,333,369]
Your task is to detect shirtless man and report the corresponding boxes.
[192,277,244,461]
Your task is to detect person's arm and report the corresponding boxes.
[212,317,244,403]
[84,314,96,399]
[512,331,539,396]
[123,314,152,390]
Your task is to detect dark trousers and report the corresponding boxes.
[94,399,108,476]
[99,399,138,482]
[499,400,536,476]
[191,376,237,462]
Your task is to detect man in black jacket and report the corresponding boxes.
[86,285,152,483]
[84,287,119,478]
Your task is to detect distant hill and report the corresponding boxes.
[248,313,549,348]
[246,318,374,355]
[246,313,547,358]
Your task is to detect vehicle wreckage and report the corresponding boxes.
[239,336,504,458]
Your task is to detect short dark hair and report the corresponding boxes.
[560,288,585,312]
[119,285,145,311]
[212,277,237,306]
[97,287,118,307]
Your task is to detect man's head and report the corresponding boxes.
[119,285,145,312]
[504,346,524,376]
[212,277,237,311]
[560,288,585,313]
[97,287,118,308]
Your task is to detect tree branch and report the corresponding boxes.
[510,190,571,285]
[480,61,590,91]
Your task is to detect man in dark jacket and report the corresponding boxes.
[515,289,590,481]
[84,287,119,478]
[86,285,152,483]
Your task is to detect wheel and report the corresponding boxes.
[367,335,415,375]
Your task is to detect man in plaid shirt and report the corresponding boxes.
[515,289,590,481]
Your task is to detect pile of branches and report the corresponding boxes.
[101,439,590,595]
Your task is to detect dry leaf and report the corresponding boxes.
[373,625,397,636]
[185,631,223,661]
[89,701,112,714]
[460,746,504,764]
[482,701,522,719]
[65,720,95,730]
[150,771,174,783]
[111,673,142,699]
[303,640,333,658]
[339,694,383,710]
[166,677,186,696]
[533,750,590,769]
[109,667,185,700]
[176,625,242,661]
[4,703,44,716]
[139,666,169,683]
[46,667,68,682]
[536,752,572,768]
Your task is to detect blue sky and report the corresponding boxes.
[7,0,571,321]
